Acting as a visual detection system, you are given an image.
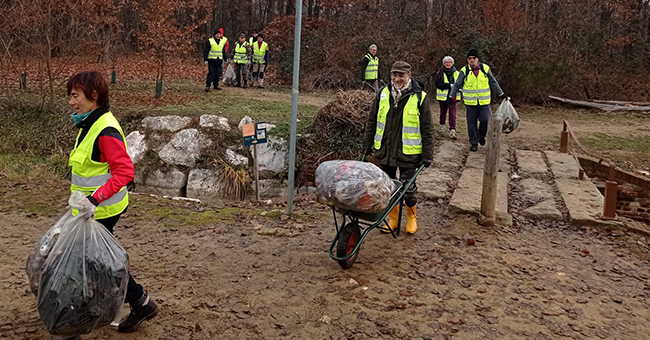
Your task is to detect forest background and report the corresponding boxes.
[2,0,650,109]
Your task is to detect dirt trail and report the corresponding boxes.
[2,193,650,340]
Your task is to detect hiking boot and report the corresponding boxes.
[215,86,222,91]
[470,144,478,152]
[479,136,486,146]
[204,86,210,92]
[439,124,446,133]
[450,129,457,140]
[118,295,159,333]
[242,82,247,89]
[259,79,265,88]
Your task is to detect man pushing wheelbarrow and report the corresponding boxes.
[318,61,433,269]
[362,60,434,234]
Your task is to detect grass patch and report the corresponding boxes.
[0,153,70,181]
[580,133,650,166]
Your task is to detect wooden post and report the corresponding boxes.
[479,114,504,226]
[253,144,260,201]
[602,164,618,220]
[560,121,568,153]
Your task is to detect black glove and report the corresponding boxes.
[87,195,99,207]
[422,159,432,168]
[499,93,509,101]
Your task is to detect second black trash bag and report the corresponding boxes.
[37,191,129,338]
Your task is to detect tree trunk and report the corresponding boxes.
[45,0,54,111]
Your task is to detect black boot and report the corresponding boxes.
[204,86,210,92]
[118,295,159,333]
[243,81,247,89]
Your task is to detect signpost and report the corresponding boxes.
[242,121,267,201]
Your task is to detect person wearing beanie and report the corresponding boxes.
[203,28,230,91]
[434,55,459,140]
[360,44,380,91]
[448,49,507,151]
[233,33,252,88]
[362,61,434,235]
[251,33,269,88]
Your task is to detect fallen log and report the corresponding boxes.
[549,96,650,112]
[591,99,650,106]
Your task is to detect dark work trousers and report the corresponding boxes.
[380,165,418,207]
[205,60,223,89]
[234,63,248,86]
[438,100,457,130]
[465,104,492,146]
[96,212,144,305]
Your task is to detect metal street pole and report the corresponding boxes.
[286,0,302,215]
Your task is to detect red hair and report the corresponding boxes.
[66,71,110,108]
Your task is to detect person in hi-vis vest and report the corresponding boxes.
[203,28,229,92]
[66,71,158,337]
[361,44,380,91]
[251,33,269,88]
[448,49,507,152]
[434,55,460,140]
[362,61,434,235]
[233,32,252,88]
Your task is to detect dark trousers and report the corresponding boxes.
[97,213,144,305]
[205,60,223,89]
[234,63,248,86]
[466,104,492,146]
[439,100,457,130]
[380,165,418,207]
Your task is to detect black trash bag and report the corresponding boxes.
[316,160,396,213]
[26,210,71,296]
[36,191,129,338]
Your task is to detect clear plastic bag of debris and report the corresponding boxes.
[496,98,519,134]
[34,191,129,338]
[223,62,236,86]
[316,160,396,213]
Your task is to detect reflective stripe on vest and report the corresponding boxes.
[436,71,461,101]
[374,87,426,155]
[365,54,379,80]
[208,37,227,59]
[234,42,248,63]
[463,64,491,106]
[69,111,129,220]
[253,41,268,63]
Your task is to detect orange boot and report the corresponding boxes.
[381,205,400,233]
[405,205,418,234]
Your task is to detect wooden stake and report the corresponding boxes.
[479,113,504,226]
[254,144,260,201]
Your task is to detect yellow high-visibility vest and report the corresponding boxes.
[252,41,268,64]
[69,112,129,219]
[462,64,491,106]
[234,42,248,64]
[374,86,426,155]
[208,37,228,60]
[365,54,379,80]
[436,71,461,101]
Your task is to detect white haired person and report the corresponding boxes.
[434,55,459,139]
[361,44,380,91]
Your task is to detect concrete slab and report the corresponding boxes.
[520,178,555,201]
[449,168,512,225]
[555,178,624,228]
[520,200,563,221]
[517,150,547,176]
[433,141,466,171]
[465,150,510,173]
[545,151,580,179]
[418,168,454,200]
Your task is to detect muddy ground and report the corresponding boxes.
[2,184,650,340]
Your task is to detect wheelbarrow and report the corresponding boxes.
[328,160,424,269]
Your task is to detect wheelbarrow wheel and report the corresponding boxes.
[336,222,361,269]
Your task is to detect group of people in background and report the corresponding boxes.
[204,28,269,91]
[360,46,507,152]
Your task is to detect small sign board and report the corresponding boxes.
[243,121,268,146]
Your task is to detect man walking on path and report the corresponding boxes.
[362,61,434,235]
[434,55,459,140]
[233,33,252,88]
[448,49,506,152]
[251,33,269,88]
[203,28,229,91]
[361,44,380,91]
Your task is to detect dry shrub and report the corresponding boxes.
[297,90,375,186]
[213,158,251,200]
